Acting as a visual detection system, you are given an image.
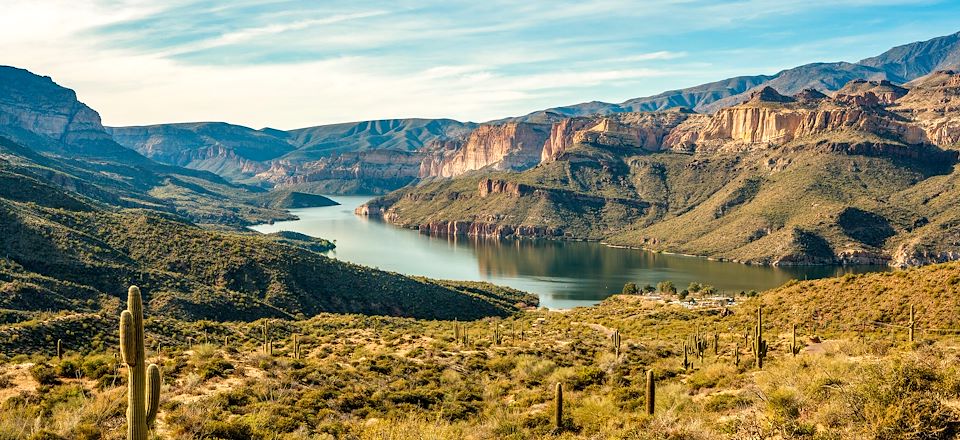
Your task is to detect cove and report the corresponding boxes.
[250,196,888,309]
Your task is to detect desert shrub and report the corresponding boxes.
[704,393,752,412]
[197,357,234,380]
[568,366,605,391]
[687,363,736,391]
[30,363,59,385]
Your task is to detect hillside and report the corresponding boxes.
[0,143,534,321]
[0,67,537,323]
[4,261,960,438]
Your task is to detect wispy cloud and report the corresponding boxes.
[0,0,957,128]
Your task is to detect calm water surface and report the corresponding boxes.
[251,196,888,309]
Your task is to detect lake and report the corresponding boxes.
[250,196,887,309]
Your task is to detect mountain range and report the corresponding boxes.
[104,31,960,195]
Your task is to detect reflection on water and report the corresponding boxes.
[250,196,888,309]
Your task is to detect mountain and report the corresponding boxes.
[279,118,475,161]
[359,73,960,267]
[0,66,535,321]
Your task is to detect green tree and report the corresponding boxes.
[687,282,702,293]
[678,289,689,300]
[643,284,656,293]
[657,281,676,295]
[622,282,639,295]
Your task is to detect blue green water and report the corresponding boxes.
[251,196,887,309]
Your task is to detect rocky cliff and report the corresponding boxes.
[427,122,551,178]
[0,66,125,156]
[541,111,694,161]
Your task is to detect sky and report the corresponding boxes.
[1,1,959,129]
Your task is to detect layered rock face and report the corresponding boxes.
[427,123,551,178]
[0,66,113,148]
[685,86,927,150]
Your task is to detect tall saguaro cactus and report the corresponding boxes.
[645,369,655,416]
[57,339,62,360]
[120,286,161,440]
[753,307,767,369]
[908,304,916,343]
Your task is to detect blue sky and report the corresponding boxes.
[1,0,959,128]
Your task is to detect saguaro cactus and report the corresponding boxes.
[56,339,62,360]
[554,382,563,430]
[645,369,655,416]
[682,341,690,370]
[753,307,767,369]
[908,304,915,343]
[612,329,621,358]
[120,286,161,439]
[790,324,800,356]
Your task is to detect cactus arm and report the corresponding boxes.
[146,364,161,426]
[120,311,135,366]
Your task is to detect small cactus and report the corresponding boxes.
[791,324,800,356]
[120,286,161,439]
[554,382,564,430]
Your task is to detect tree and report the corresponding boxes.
[657,281,676,295]
[687,282,702,293]
[643,284,656,293]
[622,282,639,295]
[678,290,689,300]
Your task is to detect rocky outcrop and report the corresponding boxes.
[891,70,960,147]
[834,79,908,105]
[427,123,551,178]
[477,178,534,198]
[417,221,564,239]
[690,87,927,149]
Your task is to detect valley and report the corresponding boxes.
[2,11,960,439]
